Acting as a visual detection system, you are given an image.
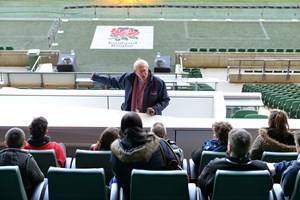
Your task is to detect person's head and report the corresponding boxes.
[95,127,120,150]
[227,128,252,158]
[294,130,300,153]
[268,109,289,131]
[212,121,233,144]
[151,122,167,138]
[4,127,26,148]
[29,116,48,138]
[120,112,143,134]
[133,58,149,82]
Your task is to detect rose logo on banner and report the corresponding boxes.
[110,27,139,41]
[90,26,153,49]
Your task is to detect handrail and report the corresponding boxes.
[227,58,300,75]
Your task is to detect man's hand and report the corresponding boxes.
[147,107,155,116]
[90,73,94,80]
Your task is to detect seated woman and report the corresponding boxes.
[110,112,178,196]
[191,121,233,166]
[90,127,120,151]
[250,109,296,160]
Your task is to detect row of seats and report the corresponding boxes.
[230,109,268,119]
[189,47,300,53]
[2,150,299,200]
[242,83,300,119]
[0,46,14,50]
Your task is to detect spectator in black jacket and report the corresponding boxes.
[0,127,44,199]
[198,128,273,198]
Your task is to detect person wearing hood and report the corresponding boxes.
[250,109,296,160]
[0,127,44,199]
[90,58,170,115]
[110,112,178,196]
[198,128,273,199]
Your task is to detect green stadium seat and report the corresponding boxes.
[247,49,255,52]
[295,49,300,52]
[286,49,294,52]
[189,47,198,52]
[5,46,14,50]
[244,114,268,119]
[257,49,265,52]
[237,48,246,52]
[228,48,236,52]
[276,49,284,52]
[208,48,217,52]
[231,110,258,118]
[218,48,226,52]
[199,48,207,52]
[0,47,4,50]
[266,49,275,52]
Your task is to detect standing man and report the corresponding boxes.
[90,58,170,115]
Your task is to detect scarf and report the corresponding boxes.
[131,76,148,112]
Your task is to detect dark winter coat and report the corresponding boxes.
[91,71,170,115]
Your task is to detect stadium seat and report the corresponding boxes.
[276,49,284,52]
[218,48,226,52]
[28,149,59,178]
[205,170,273,200]
[5,46,14,50]
[189,151,227,183]
[0,47,4,50]
[286,49,294,52]
[266,49,275,52]
[290,170,300,200]
[237,48,246,52]
[72,149,113,185]
[244,114,268,119]
[247,48,255,52]
[44,167,112,200]
[0,166,44,200]
[228,48,236,52]
[257,48,265,52]
[199,48,207,52]
[123,169,198,200]
[208,48,217,52]
[261,151,298,163]
[231,109,258,118]
[189,48,198,52]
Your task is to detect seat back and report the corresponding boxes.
[29,149,58,178]
[130,169,189,200]
[212,170,271,200]
[75,149,112,184]
[47,167,107,200]
[0,166,28,200]
[244,114,268,119]
[290,170,300,200]
[199,151,227,175]
[231,110,258,118]
[261,151,298,162]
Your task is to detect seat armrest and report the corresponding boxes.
[198,187,209,200]
[65,157,73,169]
[31,179,46,200]
[271,183,285,200]
[71,158,76,168]
[110,183,119,200]
[182,158,188,172]
[188,183,198,200]
[189,159,197,182]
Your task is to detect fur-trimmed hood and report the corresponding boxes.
[111,132,161,163]
[258,128,296,152]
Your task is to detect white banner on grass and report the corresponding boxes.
[90,26,153,49]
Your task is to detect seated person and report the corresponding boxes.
[198,128,273,198]
[150,122,184,163]
[24,116,66,167]
[250,109,296,160]
[191,121,233,166]
[90,127,120,151]
[268,130,300,198]
[110,112,178,196]
[0,127,44,199]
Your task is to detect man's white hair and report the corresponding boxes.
[133,58,149,70]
